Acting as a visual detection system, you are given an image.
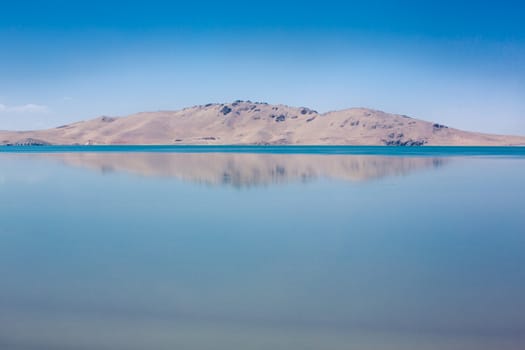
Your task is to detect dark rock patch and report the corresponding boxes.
[275,114,286,122]
[306,116,316,122]
[433,123,448,129]
[220,106,232,115]
[383,139,427,146]
[13,138,51,146]
[300,108,317,115]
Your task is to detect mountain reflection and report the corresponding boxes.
[47,153,448,186]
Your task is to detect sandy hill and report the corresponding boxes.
[1,101,524,146]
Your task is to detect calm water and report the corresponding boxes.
[0,147,524,350]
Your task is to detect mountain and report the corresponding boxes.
[1,101,524,146]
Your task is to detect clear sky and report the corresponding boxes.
[1,0,524,134]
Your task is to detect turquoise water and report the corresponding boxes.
[0,148,524,349]
[2,145,525,156]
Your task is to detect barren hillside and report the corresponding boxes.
[1,101,524,146]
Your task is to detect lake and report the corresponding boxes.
[0,146,524,350]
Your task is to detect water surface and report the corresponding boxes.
[0,147,524,349]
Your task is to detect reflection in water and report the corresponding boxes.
[44,152,448,186]
[0,153,524,350]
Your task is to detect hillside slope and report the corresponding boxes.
[1,101,524,146]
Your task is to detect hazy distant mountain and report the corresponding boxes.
[1,101,524,146]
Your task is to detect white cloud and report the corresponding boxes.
[0,103,49,113]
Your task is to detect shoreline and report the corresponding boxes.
[1,144,525,156]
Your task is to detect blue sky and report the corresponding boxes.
[1,0,524,134]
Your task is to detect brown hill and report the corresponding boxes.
[1,101,524,146]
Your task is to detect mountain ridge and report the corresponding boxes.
[1,101,524,146]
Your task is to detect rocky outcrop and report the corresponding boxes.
[6,138,51,146]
